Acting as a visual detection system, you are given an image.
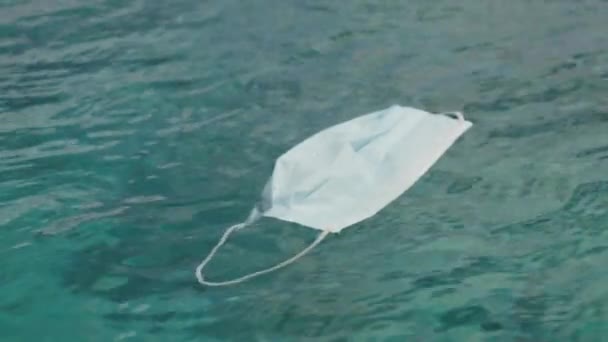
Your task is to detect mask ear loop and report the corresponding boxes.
[195,209,330,287]
[440,111,465,122]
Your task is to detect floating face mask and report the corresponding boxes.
[196,105,473,286]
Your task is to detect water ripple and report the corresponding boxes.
[1,0,608,341]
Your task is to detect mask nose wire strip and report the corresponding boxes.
[195,222,330,287]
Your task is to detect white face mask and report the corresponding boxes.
[196,105,473,287]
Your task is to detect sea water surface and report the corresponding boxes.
[1,1,608,341]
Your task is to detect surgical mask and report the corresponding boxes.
[196,105,472,286]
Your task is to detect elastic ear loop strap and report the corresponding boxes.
[441,111,465,122]
[195,221,330,287]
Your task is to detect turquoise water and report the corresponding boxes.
[1,0,608,341]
